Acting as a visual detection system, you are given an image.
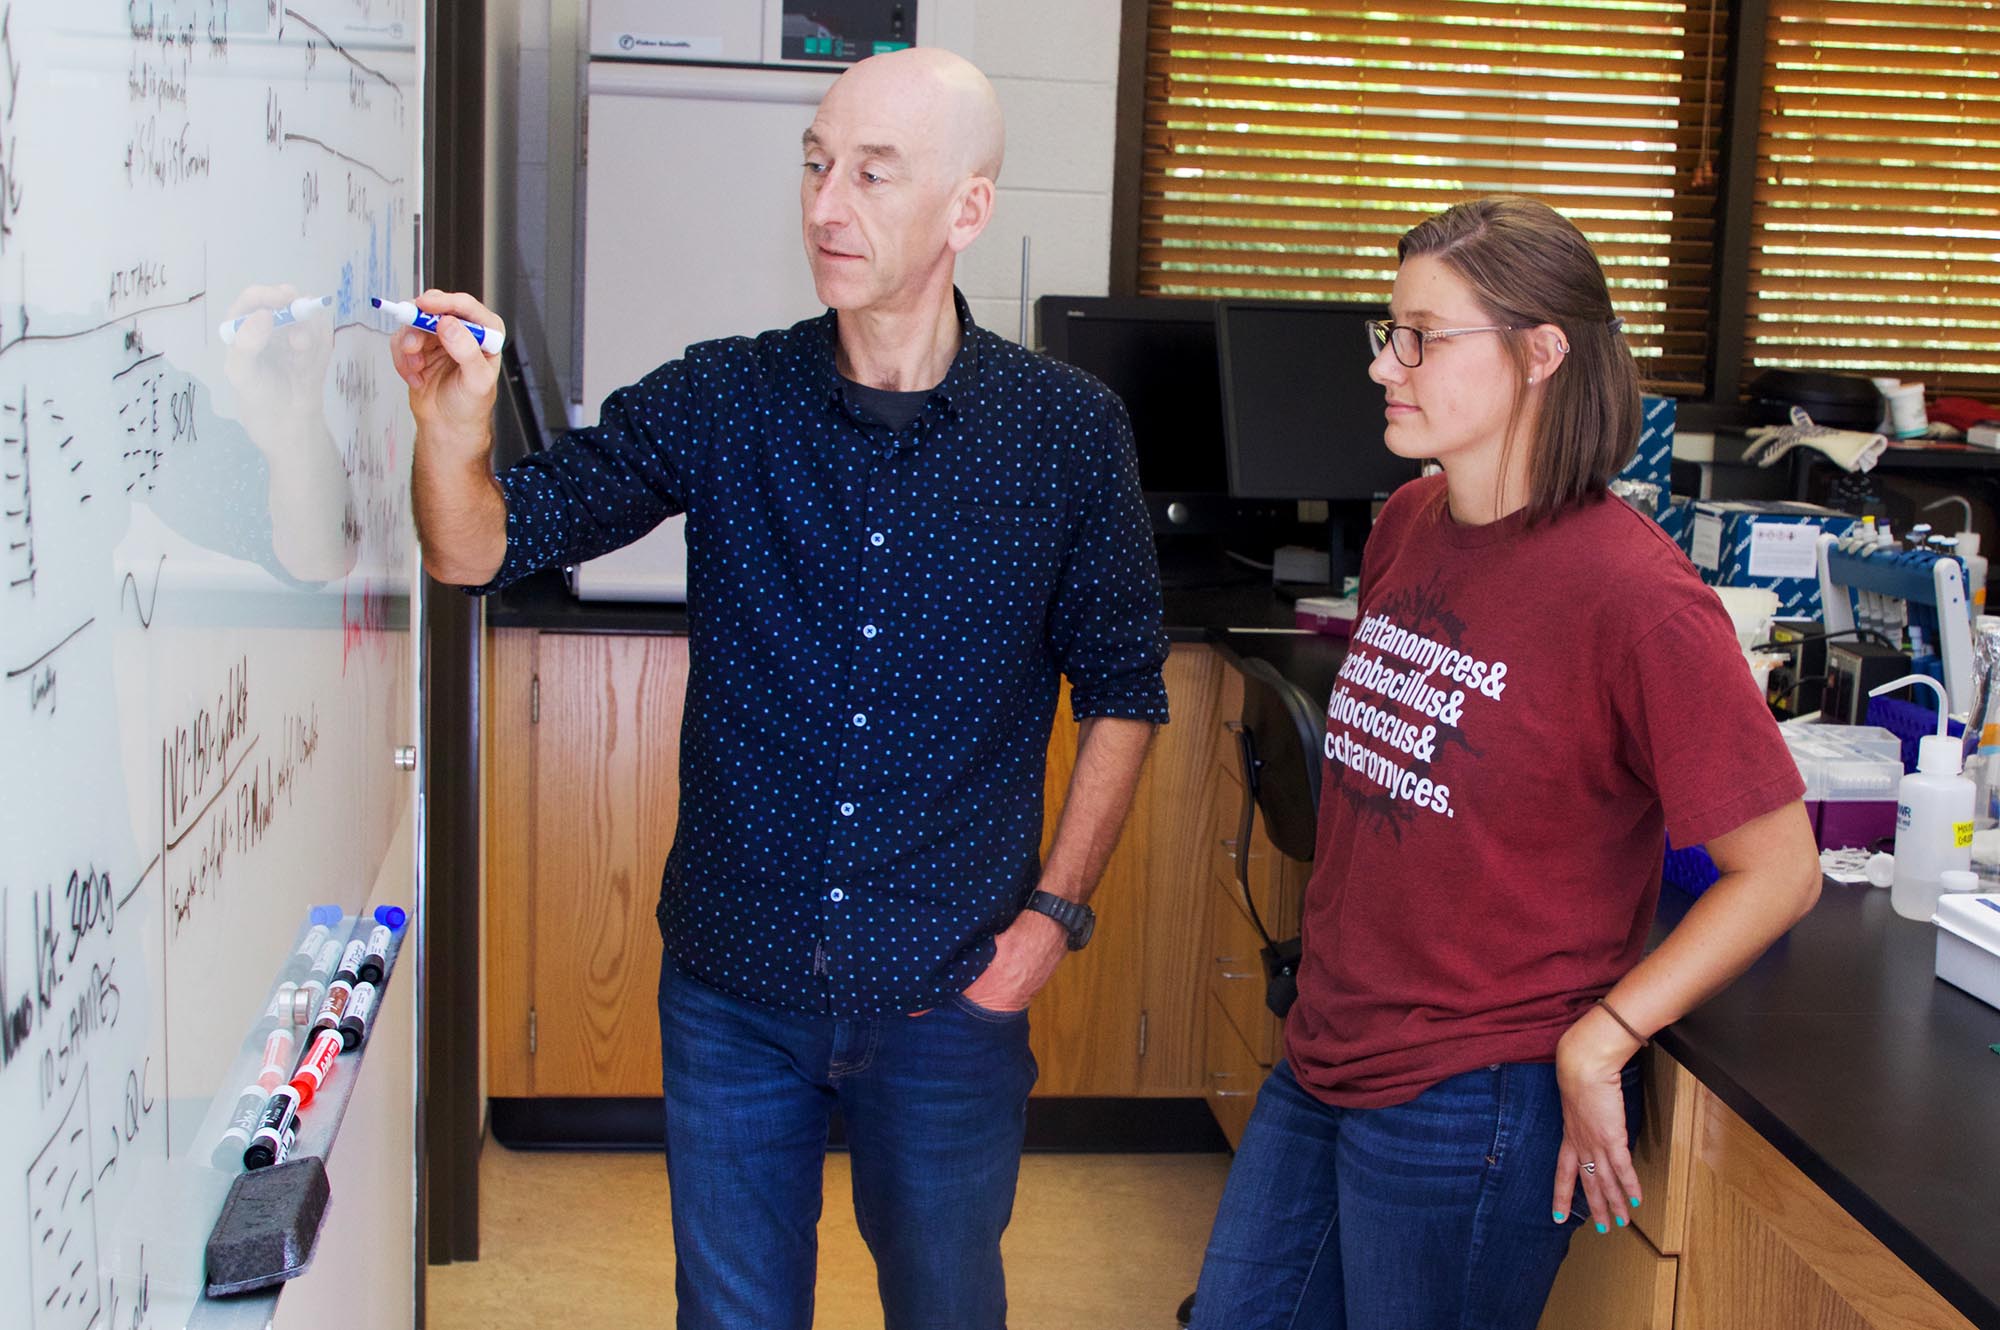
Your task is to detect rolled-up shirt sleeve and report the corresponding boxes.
[1046,393,1170,725]
[469,358,699,593]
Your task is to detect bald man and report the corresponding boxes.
[397,49,1168,1328]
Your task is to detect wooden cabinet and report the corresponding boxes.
[486,630,685,1097]
[1678,1083,1976,1330]
[1200,665,1312,1146]
[1539,1049,1973,1330]
[1029,643,1227,1095]
[487,632,1227,1100]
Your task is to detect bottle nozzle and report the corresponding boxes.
[1869,673,1950,736]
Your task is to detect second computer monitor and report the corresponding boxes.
[1216,300,1418,503]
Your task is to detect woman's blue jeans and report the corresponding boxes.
[1192,1057,1641,1330]
[657,954,1038,1330]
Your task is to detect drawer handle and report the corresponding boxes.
[1212,1089,1254,1099]
[1219,970,1258,981]
[1214,954,1244,965]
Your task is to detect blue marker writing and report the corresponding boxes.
[370,297,505,356]
[218,294,332,344]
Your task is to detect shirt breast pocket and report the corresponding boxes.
[920,500,1065,621]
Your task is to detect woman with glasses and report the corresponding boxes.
[1189,196,1821,1329]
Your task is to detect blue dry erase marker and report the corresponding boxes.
[371,297,505,356]
[217,294,331,344]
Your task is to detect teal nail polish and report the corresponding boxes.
[1595,1221,1608,1234]
[1552,1210,1566,1223]
[1616,1215,1628,1228]
[1630,1196,1641,1208]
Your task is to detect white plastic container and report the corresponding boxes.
[1960,531,1987,615]
[1934,892,2000,1011]
[1870,674,1976,921]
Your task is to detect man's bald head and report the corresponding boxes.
[798,48,1005,316]
[818,46,1005,184]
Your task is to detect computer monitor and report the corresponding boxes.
[1037,295,1290,535]
[1216,299,1421,587]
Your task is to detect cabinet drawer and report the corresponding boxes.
[1209,884,1280,1065]
[1537,1222,1677,1330]
[1204,989,1268,1150]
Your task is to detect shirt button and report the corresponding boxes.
[829,888,846,903]
[862,624,878,639]
[852,712,867,727]
[869,532,886,547]
[839,801,855,817]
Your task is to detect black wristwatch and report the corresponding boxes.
[1022,890,1095,951]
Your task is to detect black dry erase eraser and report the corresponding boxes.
[203,1155,333,1296]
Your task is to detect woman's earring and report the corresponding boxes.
[1528,374,1538,385]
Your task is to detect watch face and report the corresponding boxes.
[1069,909,1094,950]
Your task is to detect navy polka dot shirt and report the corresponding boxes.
[473,293,1170,1015]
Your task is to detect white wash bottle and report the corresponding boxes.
[1870,674,1975,922]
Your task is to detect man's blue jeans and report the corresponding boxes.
[1191,1058,1641,1330]
[657,955,1038,1329]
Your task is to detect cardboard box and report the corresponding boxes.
[1689,499,1856,618]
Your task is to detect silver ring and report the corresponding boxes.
[1581,1161,1597,1175]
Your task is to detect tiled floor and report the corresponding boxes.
[426,1142,1232,1329]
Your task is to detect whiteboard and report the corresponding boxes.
[0,3,422,1328]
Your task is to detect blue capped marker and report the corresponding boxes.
[374,904,407,929]
[217,294,331,344]
[371,297,505,357]
[311,904,344,926]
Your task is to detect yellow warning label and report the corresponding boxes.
[1955,821,1975,849]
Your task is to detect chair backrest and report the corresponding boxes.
[1236,658,1323,863]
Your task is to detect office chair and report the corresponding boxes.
[1227,657,1323,1016]
[1178,657,1325,1328]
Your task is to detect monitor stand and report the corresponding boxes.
[1272,510,1355,603]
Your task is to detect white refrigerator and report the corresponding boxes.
[568,0,962,600]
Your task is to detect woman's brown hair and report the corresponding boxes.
[1397,196,1642,525]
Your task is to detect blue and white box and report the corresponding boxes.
[1658,494,1696,555]
[1688,499,1857,618]
[1616,394,1676,520]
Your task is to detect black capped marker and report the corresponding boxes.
[243,1084,302,1169]
[357,925,395,985]
[212,1083,269,1168]
[334,937,367,985]
[337,981,378,1050]
[313,978,354,1033]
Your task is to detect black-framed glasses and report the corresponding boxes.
[1366,319,1521,368]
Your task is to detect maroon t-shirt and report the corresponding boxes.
[1284,476,1804,1108]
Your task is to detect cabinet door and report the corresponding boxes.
[1679,1085,1978,1330]
[529,633,688,1096]
[1029,644,1225,1095]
